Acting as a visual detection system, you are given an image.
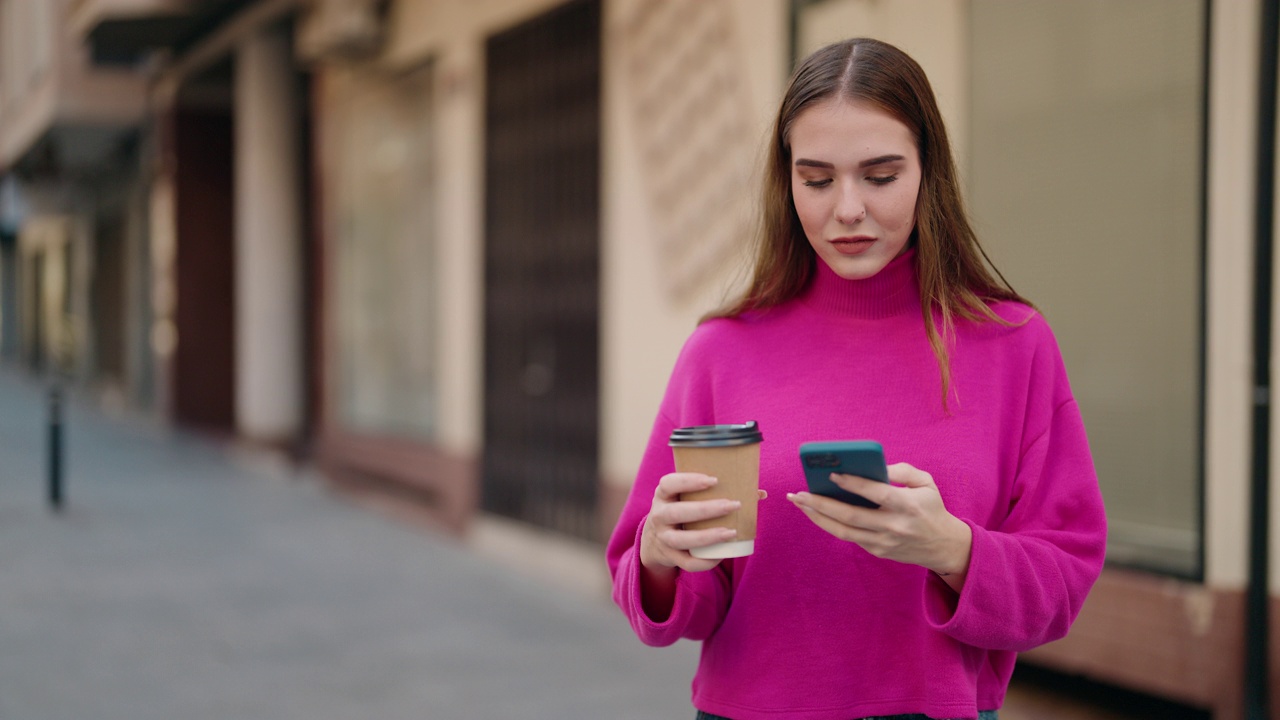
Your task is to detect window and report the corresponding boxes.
[793,0,1209,577]
[332,64,438,438]
[969,0,1207,576]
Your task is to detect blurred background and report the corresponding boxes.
[0,0,1276,718]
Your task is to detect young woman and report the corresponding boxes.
[606,38,1107,720]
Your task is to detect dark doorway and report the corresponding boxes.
[91,209,127,383]
[482,0,602,540]
[173,107,235,432]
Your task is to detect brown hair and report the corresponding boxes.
[706,37,1029,407]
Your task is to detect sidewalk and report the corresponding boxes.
[0,370,697,720]
[0,369,1194,720]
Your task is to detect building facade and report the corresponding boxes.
[0,0,151,403]
[1,0,1277,716]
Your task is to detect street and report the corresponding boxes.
[0,369,698,720]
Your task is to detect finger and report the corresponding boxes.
[829,473,894,506]
[655,472,717,501]
[790,499,876,545]
[887,462,934,488]
[656,498,741,526]
[789,491,878,529]
[657,525,738,551]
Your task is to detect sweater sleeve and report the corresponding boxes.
[924,320,1108,652]
[605,332,734,646]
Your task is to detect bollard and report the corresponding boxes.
[48,384,63,511]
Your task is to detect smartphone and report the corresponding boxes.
[799,440,889,508]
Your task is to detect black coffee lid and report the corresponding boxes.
[668,421,763,448]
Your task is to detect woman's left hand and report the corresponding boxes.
[787,462,972,592]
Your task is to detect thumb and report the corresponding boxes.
[887,462,934,489]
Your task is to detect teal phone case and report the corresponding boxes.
[799,440,888,508]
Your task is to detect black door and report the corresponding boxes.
[482,0,601,540]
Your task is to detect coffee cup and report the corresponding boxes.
[668,421,764,559]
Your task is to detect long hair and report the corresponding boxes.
[705,38,1029,407]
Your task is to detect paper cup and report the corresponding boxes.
[669,422,763,559]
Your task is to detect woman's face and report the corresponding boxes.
[789,98,921,280]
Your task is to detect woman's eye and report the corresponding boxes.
[867,174,899,186]
[802,179,832,188]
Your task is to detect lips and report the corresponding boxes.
[830,236,875,255]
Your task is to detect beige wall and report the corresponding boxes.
[0,0,56,166]
[0,0,58,169]
[1209,0,1259,591]
[235,29,305,441]
[601,0,789,486]
[0,0,146,169]
[386,0,565,60]
[425,44,484,457]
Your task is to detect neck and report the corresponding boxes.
[800,249,920,319]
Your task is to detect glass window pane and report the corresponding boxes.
[334,66,437,438]
[969,0,1205,576]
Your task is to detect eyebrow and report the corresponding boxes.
[794,154,906,170]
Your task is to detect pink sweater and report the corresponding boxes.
[606,250,1107,720]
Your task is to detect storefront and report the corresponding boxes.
[177,0,1280,714]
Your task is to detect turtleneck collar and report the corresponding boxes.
[799,247,921,319]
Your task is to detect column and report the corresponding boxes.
[235,29,303,442]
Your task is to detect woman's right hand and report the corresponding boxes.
[639,472,740,574]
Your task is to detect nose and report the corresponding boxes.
[834,183,866,225]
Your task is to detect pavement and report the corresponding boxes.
[0,368,700,720]
[0,367,1185,720]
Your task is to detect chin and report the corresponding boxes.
[824,255,891,280]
